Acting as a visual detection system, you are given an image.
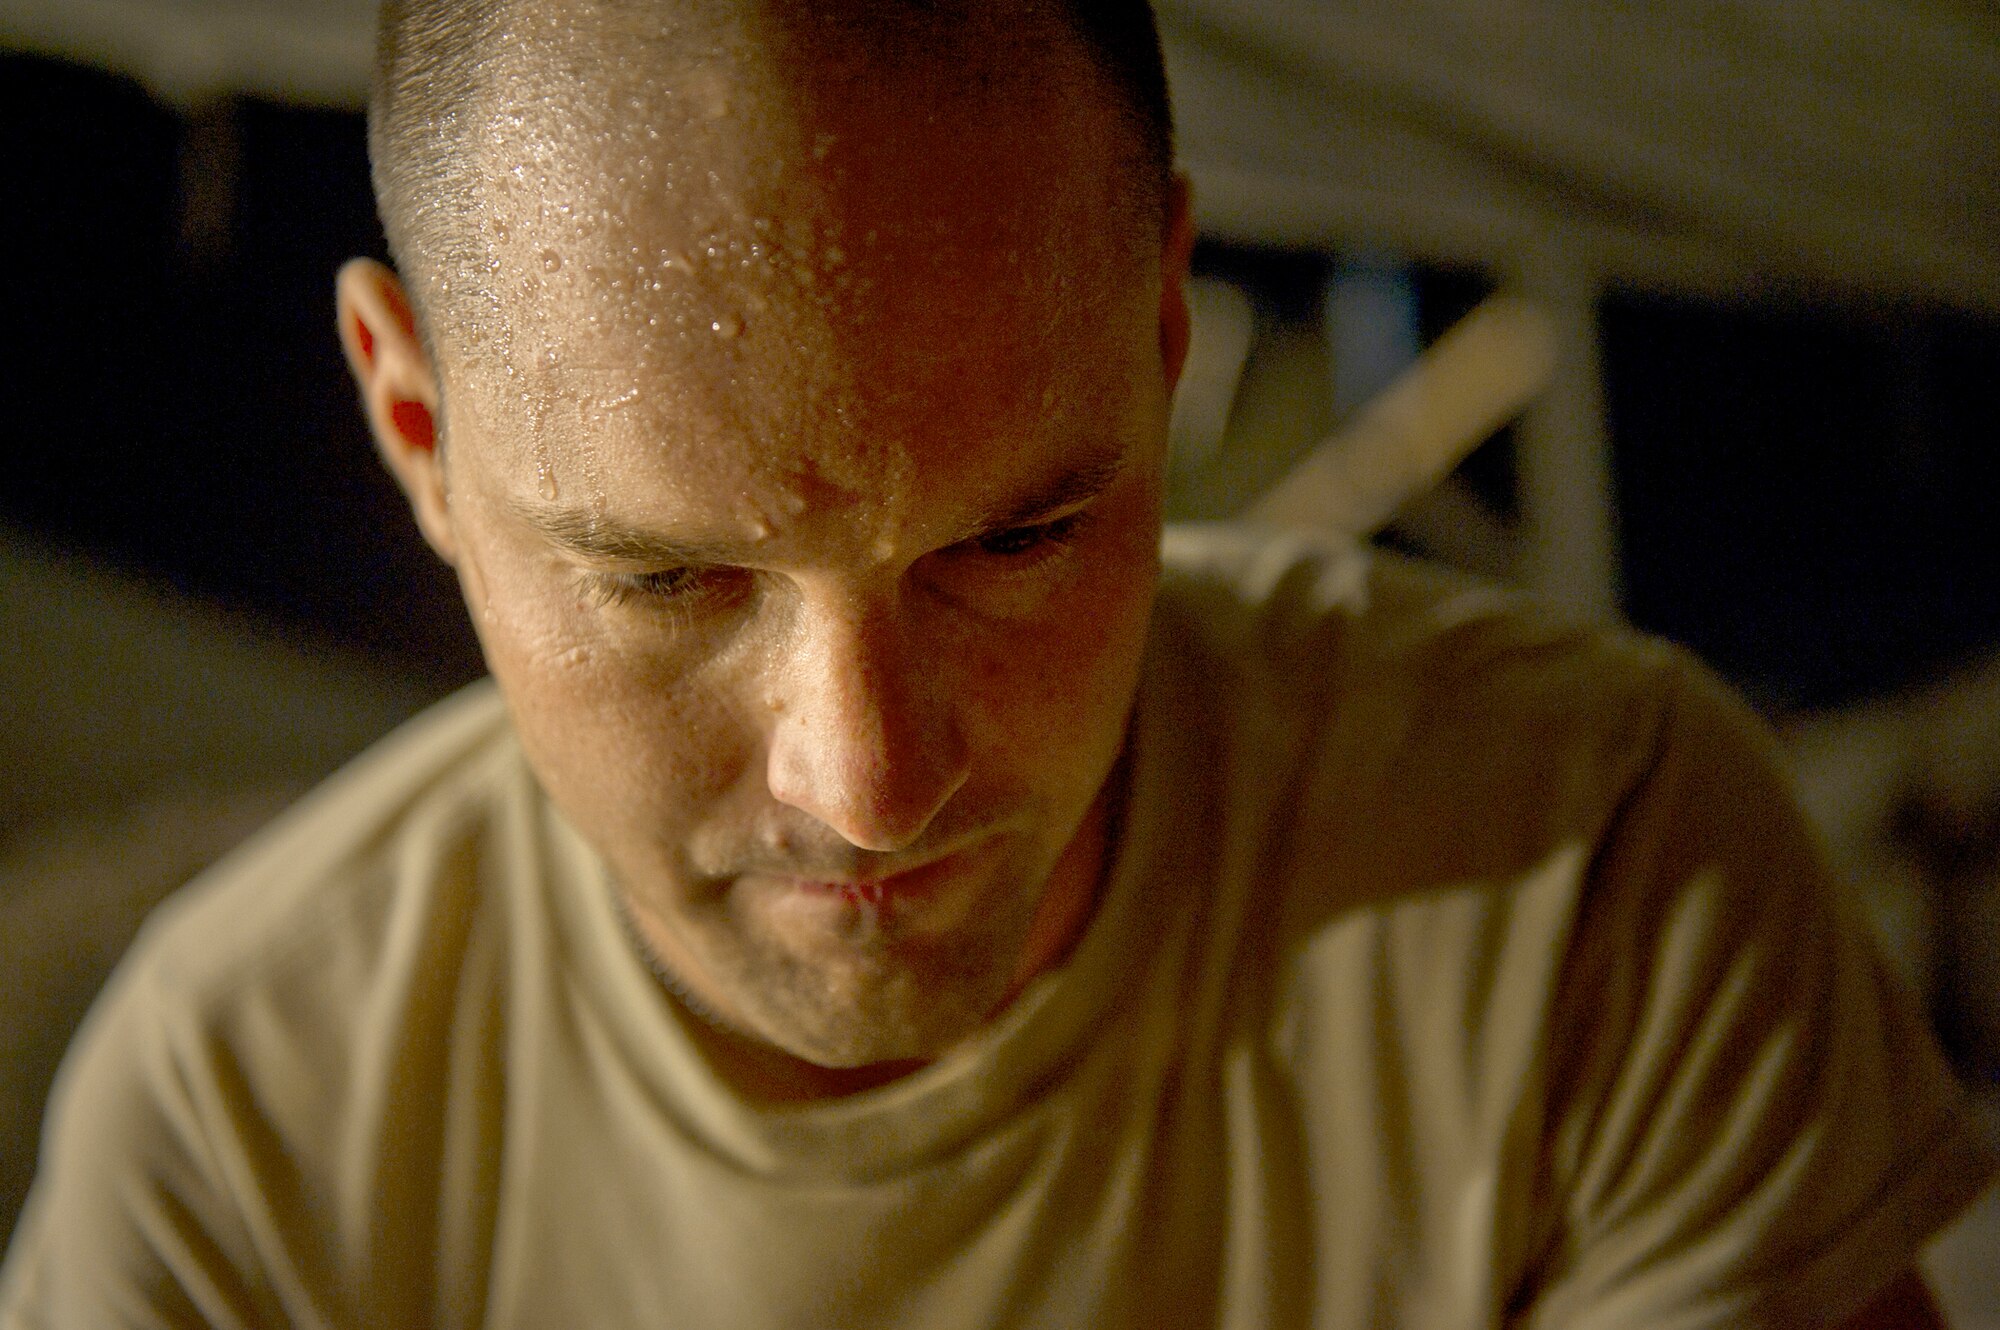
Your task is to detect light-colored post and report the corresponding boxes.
[1512,253,1621,620]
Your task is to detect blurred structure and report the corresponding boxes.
[0,0,371,106]
[1163,0,2000,617]
[1784,649,2000,1326]
[1787,650,2000,1083]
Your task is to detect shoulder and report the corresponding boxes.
[1154,522,1711,1013]
[1151,530,1996,1325]
[1155,521,1695,879]
[1159,520,1680,705]
[2,681,538,1324]
[1145,524,1723,1107]
[62,676,535,1107]
[90,677,538,1162]
[116,680,524,1004]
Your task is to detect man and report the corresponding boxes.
[2,0,1991,1325]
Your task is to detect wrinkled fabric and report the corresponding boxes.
[3,526,1989,1329]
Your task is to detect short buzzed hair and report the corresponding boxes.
[368,0,1175,351]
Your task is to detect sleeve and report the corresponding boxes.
[1519,657,1998,1330]
[0,959,285,1330]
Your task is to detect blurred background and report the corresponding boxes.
[1,0,1996,1315]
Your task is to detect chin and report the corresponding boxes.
[691,826,1064,1065]
[727,920,1033,1069]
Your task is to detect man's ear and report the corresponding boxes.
[1157,173,1197,395]
[335,258,457,564]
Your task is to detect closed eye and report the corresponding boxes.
[582,565,732,610]
[972,512,1086,560]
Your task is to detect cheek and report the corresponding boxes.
[976,473,1162,765]
[461,546,757,830]
[969,541,1158,779]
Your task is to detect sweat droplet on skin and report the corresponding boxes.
[540,249,564,273]
[712,313,744,338]
[539,465,559,500]
[684,66,732,121]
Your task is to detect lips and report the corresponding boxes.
[753,840,994,938]
[808,880,895,908]
[785,851,961,904]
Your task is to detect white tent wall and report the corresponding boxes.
[1165,1,2000,312]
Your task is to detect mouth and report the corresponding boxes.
[752,840,997,936]
[781,846,968,904]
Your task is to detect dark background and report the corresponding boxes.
[4,53,483,696]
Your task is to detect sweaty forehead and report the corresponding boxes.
[438,0,1156,507]
[460,0,1140,320]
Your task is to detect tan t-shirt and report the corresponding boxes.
[3,527,1991,1329]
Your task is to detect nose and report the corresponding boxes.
[763,599,970,853]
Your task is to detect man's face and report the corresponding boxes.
[401,29,1187,1075]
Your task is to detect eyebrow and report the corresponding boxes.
[969,446,1126,533]
[507,444,1129,567]
[503,501,734,567]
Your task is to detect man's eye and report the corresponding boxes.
[974,514,1083,559]
[584,566,715,608]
